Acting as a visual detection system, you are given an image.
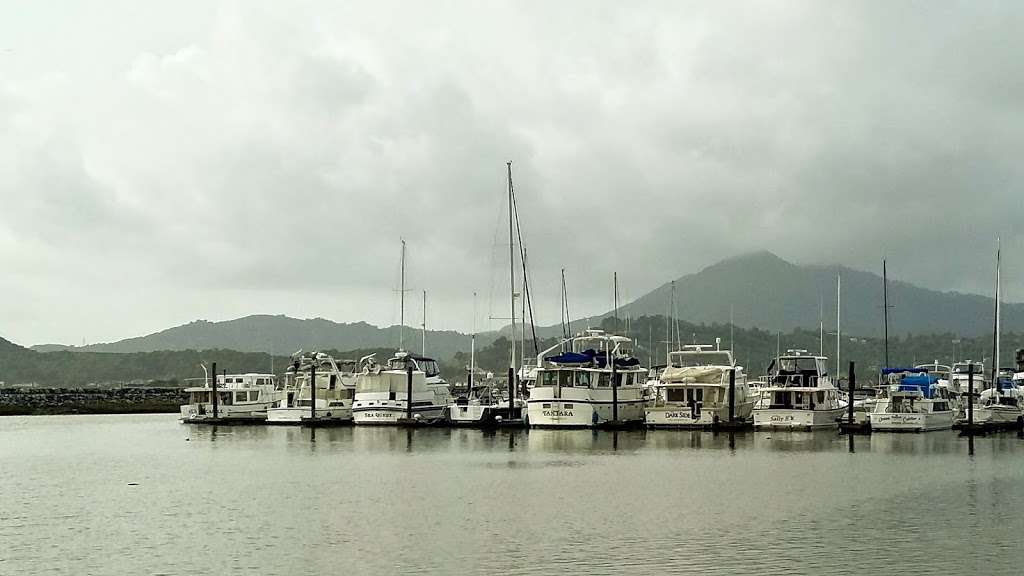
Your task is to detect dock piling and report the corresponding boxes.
[848,361,855,426]
[611,359,619,423]
[507,367,515,420]
[728,368,736,424]
[211,361,218,419]
[406,365,413,421]
[310,363,317,421]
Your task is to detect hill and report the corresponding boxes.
[31,315,487,360]
[613,251,1016,338]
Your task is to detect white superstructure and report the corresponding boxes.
[753,350,845,430]
[527,329,646,428]
[352,352,450,425]
[645,344,753,428]
[266,353,358,424]
[180,372,280,422]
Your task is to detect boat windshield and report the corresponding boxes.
[670,352,733,368]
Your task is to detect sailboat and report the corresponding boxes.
[966,240,1024,427]
[351,240,451,425]
[448,163,527,426]
[868,260,956,432]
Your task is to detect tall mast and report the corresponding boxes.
[671,280,678,350]
[507,162,516,371]
[818,296,823,356]
[565,266,573,338]
[421,290,427,356]
[614,272,619,329]
[993,238,1002,391]
[730,305,734,355]
[400,239,406,351]
[883,258,889,368]
[471,292,477,377]
[836,274,841,377]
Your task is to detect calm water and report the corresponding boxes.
[2,415,1023,575]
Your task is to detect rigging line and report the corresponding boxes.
[509,169,539,356]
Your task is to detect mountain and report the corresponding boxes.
[30,315,488,360]
[615,251,1016,338]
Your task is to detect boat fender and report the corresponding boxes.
[591,410,599,425]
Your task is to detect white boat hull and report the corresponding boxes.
[969,405,1024,426]
[645,401,754,428]
[179,402,274,422]
[352,403,447,425]
[526,397,645,427]
[869,411,954,432]
[753,407,844,430]
[266,406,352,424]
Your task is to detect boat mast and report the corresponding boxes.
[883,258,889,368]
[400,239,406,351]
[471,292,476,391]
[993,238,1002,392]
[836,274,841,378]
[507,162,516,373]
[730,304,734,356]
[561,268,569,340]
[421,290,427,356]
[818,296,823,356]
[614,272,619,329]
[671,280,679,351]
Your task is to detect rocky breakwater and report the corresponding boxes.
[0,387,188,416]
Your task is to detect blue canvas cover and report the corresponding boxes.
[899,373,939,398]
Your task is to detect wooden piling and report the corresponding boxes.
[406,365,413,421]
[507,367,515,420]
[211,361,218,419]
[847,361,855,426]
[728,368,736,424]
[967,362,974,428]
[310,363,317,421]
[611,359,619,423]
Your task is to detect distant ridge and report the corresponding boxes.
[27,252,1015,356]
[614,251,1016,338]
[30,315,489,360]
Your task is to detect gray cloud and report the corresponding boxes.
[1,0,1022,345]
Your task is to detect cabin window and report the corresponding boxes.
[613,373,623,388]
[556,371,570,387]
[795,392,803,404]
[541,372,558,387]
[542,403,551,409]
[817,391,825,404]
[597,373,610,387]
[772,391,792,408]
[667,388,686,402]
[220,392,233,406]
[575,372,592,388]
[564,404,574,409]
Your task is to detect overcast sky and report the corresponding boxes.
[2,1,1023,346]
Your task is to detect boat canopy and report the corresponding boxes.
[897,373,939,398]
[544,348,640,368]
